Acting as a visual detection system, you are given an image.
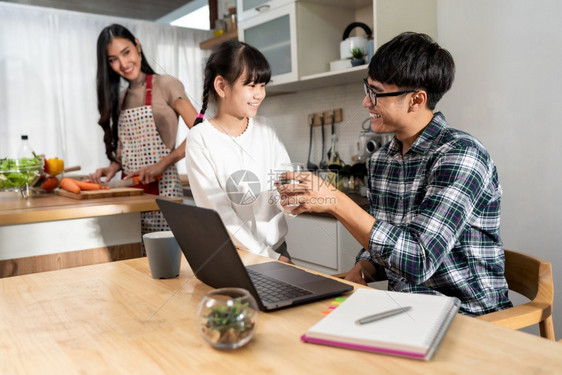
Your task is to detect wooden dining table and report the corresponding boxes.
[1,251,561,374]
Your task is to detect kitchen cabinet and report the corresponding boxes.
[285,214,362,274]
[237,0,436,94]
[239,1,361,86]
[239,2,296,84]
[236,0,294,22]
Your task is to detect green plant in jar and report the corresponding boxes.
[202,297,256,345]
[197,288,259,349]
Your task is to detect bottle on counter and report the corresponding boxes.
[15,134,42,198]
[17,135,35,160]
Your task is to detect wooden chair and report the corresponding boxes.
[476,249,555,340]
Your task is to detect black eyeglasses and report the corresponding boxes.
[363,79,417,106]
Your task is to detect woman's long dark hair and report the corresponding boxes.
[96,24,156,161]
[193,40,271,126]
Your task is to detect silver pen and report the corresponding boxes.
[355,306,412,325]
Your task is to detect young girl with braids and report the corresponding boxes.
[185,40,293,263]
[89,24,198,242]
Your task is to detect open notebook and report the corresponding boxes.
[301,288,460,360]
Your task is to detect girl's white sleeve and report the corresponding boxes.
[268,122,292,213]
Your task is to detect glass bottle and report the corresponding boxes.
[17,135,34,160]
[16,135,40,198]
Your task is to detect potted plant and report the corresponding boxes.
[197,288,258,349]
[349,47,365,67]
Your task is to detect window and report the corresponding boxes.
[159,0,210,31]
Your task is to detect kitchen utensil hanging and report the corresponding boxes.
[318,114,327,169]
[306,114,318,171]
[327,133,343,170]
[325,111,334,162]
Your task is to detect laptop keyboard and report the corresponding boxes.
[246,268,313,304]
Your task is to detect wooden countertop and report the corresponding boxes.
[0,191,179,225]
[2,251,561,374]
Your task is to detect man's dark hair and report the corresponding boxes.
[368,32,455,110]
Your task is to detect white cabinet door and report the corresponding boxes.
[285,215,338,270]
[285,214,363,274]
[238,2,298,84]
[336,219,363,273]
[237,0,294,22]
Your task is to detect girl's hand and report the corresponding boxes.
[276,172,340,215]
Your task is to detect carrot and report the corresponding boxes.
[84,180,108,189]
[60,178,81,194]
[75,179,101,191]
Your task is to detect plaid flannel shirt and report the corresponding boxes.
[358,112,512,316]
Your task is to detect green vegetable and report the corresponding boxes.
[0,155,42,189]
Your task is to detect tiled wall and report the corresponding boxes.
[260,82,370,167]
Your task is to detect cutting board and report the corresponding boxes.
[55,187,144,200]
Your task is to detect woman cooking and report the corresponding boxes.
[89,24,198,240]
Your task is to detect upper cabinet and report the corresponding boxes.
[238,2,298,85]
[237,0,294,22]
[236,0,436,94]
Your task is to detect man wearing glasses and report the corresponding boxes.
[278,32,512,316]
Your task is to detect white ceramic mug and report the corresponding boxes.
[143,231,181,279]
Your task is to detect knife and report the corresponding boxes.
[103,175,162,188]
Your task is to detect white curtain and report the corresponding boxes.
[0,3,209,174]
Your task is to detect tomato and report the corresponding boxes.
[40,176,60,191]
[45,158,64,175]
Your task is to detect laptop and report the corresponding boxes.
[156,199,353,311]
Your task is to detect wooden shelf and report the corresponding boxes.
[199,29,238,50]
[267,64,368,95]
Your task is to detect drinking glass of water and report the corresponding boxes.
[278,163,305,211]
[279,163,305,185]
